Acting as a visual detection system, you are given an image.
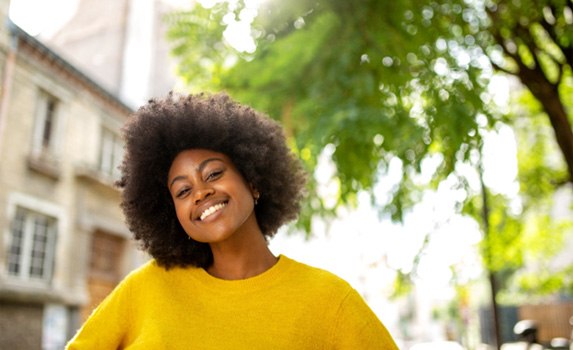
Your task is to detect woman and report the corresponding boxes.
[67,92,398,349]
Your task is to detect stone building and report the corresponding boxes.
[0,0,149,348]
[44,0,181,109]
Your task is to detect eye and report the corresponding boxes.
[206,170,223,181]
[175,187,191,199]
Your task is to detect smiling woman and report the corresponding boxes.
[65,92,399,349]
[167,150,264,261]
[117,92,305,269]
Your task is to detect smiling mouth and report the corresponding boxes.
[199,202,228,221]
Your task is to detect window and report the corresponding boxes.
[98,127,123,179]
[33,91,61,156]
[6,207,58,282]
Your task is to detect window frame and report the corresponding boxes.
[98,125,124,180]
[7,207,58,281]
[31,90,62,159]
[3,193,63,285]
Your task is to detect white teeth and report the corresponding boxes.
[200,203,226,221]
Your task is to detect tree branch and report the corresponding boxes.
[515,24,559,89]
[490,59,517,75]
[553,3,573,68]
[536,20,566,64]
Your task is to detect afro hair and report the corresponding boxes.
[117,92,307,269]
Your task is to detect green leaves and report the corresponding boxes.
[166,0,573,296]
[166,2,235,89]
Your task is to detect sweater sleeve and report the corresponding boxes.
[332,288,399,350]
[65,277,131,350]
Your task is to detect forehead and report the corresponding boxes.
[170,148,230,168]
[168,148,234,177]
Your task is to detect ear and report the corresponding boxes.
[249,183,260,200]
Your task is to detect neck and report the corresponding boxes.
[207,230,277,280]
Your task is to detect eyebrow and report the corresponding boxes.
[169,157,224,189]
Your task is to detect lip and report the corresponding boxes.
[194,199,229,221]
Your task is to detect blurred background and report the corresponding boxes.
[0,0,572,349]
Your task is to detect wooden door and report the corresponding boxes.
[81,230,125,321]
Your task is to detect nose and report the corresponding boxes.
[193,186,214,205]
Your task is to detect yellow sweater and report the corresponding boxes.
[67,255,398,349]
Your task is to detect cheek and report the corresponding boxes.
[174,204,200,239]
[173,202,190,227]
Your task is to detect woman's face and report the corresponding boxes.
[167,149,259,244]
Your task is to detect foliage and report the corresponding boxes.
[516,264,573,296]
[482,0,573,183]
[462,86,573,296]
[166,0,499,225]
[165,0,573,296]
[499,88,573,297]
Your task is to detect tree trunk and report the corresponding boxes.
[480,157,502,350]
[517,72,573,185]
[486,3,573,185]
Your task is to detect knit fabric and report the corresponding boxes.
[66,255,398,349]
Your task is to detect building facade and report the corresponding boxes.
[0,0,147,348]
[44,0,181,109]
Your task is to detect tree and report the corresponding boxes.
[484,0,573,184]
[167,0,572,215]
[166,1,573,346]
[167,0,498,224]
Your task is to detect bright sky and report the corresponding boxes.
[9,0,79,37]
[9,0,520,343]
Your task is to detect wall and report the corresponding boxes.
[0,1,145,347]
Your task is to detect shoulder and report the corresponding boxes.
[280,255,353,295]
[282,255,348,281]
[122,259,163,282]
[117,259,182,290]
[131,258,165,275]
[280,256,398,348]
[129,258,207,279]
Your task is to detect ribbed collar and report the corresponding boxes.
[185,254,294,293]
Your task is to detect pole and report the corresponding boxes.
[479,157,502,350]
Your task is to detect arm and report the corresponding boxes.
[65,278,131,350]
[332,288,399,349]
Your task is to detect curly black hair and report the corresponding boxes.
[116,92,307,269]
